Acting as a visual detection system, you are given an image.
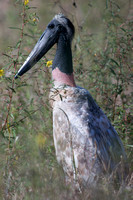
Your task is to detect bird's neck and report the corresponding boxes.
[52,34,76,87]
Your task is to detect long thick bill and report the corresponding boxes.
[15,28,56,79]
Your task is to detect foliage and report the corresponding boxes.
[0,0,132,199]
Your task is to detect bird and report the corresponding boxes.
[15,14,127,190]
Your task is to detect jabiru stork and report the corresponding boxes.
[15,14,126,190]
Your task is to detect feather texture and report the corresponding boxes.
[50,85,126,188]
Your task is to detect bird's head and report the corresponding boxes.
[15,14,75,79]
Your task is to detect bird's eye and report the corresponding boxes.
[58,24,63,31]
[48,24,55,29]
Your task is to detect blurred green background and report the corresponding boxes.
[0,0,133,199]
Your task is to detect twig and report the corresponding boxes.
[2,5,26,148]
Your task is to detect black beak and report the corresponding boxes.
[15,27,58,79]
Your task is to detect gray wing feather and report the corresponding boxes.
[81,89,126,171]
[52,86,126,185]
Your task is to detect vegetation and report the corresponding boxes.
[0,0,132,199]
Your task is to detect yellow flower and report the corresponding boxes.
[0,69,4,77]
[46,60,53,67]
[35,134,46,149]
[15,156,18,161]
[33,18,36,22]
[24,0,29,5]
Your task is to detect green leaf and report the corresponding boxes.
[110,58,119,66]
[120,27,126,32]
[127,145,133,148]
[106,0,108,9]
[110,67,116,75]
[9,27,22,31]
